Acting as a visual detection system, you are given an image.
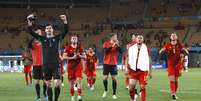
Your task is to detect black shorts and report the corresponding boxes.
[32,66,43,80]
[43,63,61,81]
[103,64,118,76]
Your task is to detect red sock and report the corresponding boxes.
[175,81,178,93]
[141,88,146,101]
[170,81,176,94]
[25,74,28,84]
[129,87,135,100]
[29,73,32,84]
[89,79,93,87]
[125,78,129,87]
[70,88,74,96]
[78,88,82,96]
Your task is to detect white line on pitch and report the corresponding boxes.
[159,89,201,94]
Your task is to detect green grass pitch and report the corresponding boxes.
[0,68,201,101]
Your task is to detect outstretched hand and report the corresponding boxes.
[60,15,67,24]
[27,14,35,26]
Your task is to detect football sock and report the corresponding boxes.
[175,81,178,93]
[70,87,74,96]
[141,88,146,101]
[129,87,135,100]
[89,79,93,87]
[61,76,64,83]
[78,88,82,96]
[47,87,53,101]
[125,78,129,87]
[54,86,61,101]
[35,84,40,98]
[43,82,47,97]
[29,74,32,84]
[112,80,117,95]
[170,81,176,94]
[103,80,108,91]
[25,74,28,84]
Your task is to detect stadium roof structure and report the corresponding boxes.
[0,0,111,8]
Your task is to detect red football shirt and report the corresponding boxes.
[64,45,84,69]
[103,41,120,65]
[86,54,97,71]
[31,41,42,66]
[164,42,184,68]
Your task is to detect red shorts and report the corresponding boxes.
[168,65,182,77]
[24,65,32,73]
[67,63,82,80]
[128,68,148,85]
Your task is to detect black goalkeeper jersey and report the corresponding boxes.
[28,24,68,66]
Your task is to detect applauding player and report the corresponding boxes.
[85,47,98,91]
[63,34,86,101]
[102,33,122,99]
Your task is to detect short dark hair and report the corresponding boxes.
[45,23,54,28]
[71,33,79,38]
[130,32,138,37]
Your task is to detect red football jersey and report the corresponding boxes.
[64,45,84,69]
[164,42,184,68]
[31,41,42,66]
[103,41,119,65]
[86,54,97,71]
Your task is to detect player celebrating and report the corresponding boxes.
[28,29,48,101]
[159,32,188,100]
[128,35,152,101]
[27,14,68,101]
[102,33,122,99]
[85,47,98,91]
[22,48,32,86]
[63,34,86,101]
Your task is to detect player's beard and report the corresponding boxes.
[88,52,94,56]
[137,42,142,45]
[71,42,78,48]
[72,41,78,45]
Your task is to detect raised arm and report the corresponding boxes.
[27,15,45,41]
[55,15,69,40]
